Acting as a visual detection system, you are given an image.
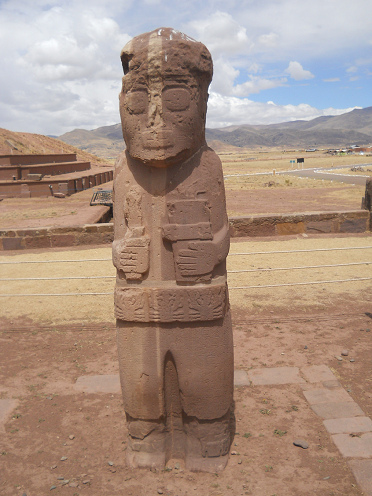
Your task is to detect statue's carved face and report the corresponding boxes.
[120,74,206,167]
[119,30,211,168]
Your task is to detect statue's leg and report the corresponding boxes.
[184,410,234,472]
[170,310,234,472]
[116,321,166,469]
[125,415,166,469]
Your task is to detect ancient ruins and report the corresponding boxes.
[0,153,113,198]
[112,28,234,471]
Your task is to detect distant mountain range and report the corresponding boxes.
[59,106,372,158]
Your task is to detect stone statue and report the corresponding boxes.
[113,27,234,472]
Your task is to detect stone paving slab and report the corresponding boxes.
[74,374,121,394]
[332,432,372,458]
[322,380,342,389]
[234,370,250,386]
[248,366,304,386]
[74,371,253,393]
[0,399,19,428]
[324,416,372,434]
[303,388,353,405]
[348,460,372,496]
[310,401,364,420]
[301,365,337,383]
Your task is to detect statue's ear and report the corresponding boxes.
[121,52,132,75]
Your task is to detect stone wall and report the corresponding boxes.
[0,209,370,251]
[0,170,113,198]
[229,210,371,237]
[0,153,77,166]
[0,161,91,181]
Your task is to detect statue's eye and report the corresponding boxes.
[125,91,147,114]
[163,88,191,111]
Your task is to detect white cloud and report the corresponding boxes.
[0,3,131,134]
[187,11,252,57]
[257,32,279,49]
[210,58,240,95]
[285,61,314,81]
[232,76,287,97]
[248,62,261,74]
[235,0,372,62]
[206,92,357,128]
[0,1,370,136]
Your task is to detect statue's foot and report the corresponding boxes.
[126,417,166,470]
[185,453,229,473]
[184,411,233,473]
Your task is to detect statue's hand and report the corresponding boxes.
[176,241,215,277]
[112,236,150,280]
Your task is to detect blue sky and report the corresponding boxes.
[0,0,371,135]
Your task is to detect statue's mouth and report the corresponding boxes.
[142,131,173,149]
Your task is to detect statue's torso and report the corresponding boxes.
[113,145,230,322]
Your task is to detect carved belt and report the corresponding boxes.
[114,281,228,322]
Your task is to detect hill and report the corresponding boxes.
[55,105,372,157]
[0,128,108,165]
[205,107,372,149]
[59,124,123,160]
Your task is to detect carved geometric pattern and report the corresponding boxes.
[114,283,227,322]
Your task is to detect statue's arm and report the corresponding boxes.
[112,227,150,280]
[112,160,150,281]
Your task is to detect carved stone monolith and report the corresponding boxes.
[113,27,234,472]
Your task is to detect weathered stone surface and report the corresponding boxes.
[58,183,69,195]
[113,28,234,472]
[363,178,372,211]
[348,459,372,496]
[114,283,227,322]
[27,173,43,181]
[50,234,76,248]
[276,221,305,235]
[303,388,353,405]
[234,370,250,387]
[83,225,98,233]
[96,223,114,233]
[16,228,49,237]
[306,220,334,233]
[77,233,105,246]
[74,375,121,394]
[0,230,16,237]
[248,366,304,385]
[301,365,336,383]
[332,432,372,458]
[309,401,364,419]
[2,237,22,250]
[323,416,372,434]
[229,217,276,237]
[339,218,368,233]
[23,235,51,249]
[322,380,342,389]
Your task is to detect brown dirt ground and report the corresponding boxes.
[0,184,113,229]
[225,186,364,216]
[0,181,365,229]
[0,158,371,495]
[0,233,371,496]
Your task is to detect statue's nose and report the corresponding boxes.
[147,94,164,129]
